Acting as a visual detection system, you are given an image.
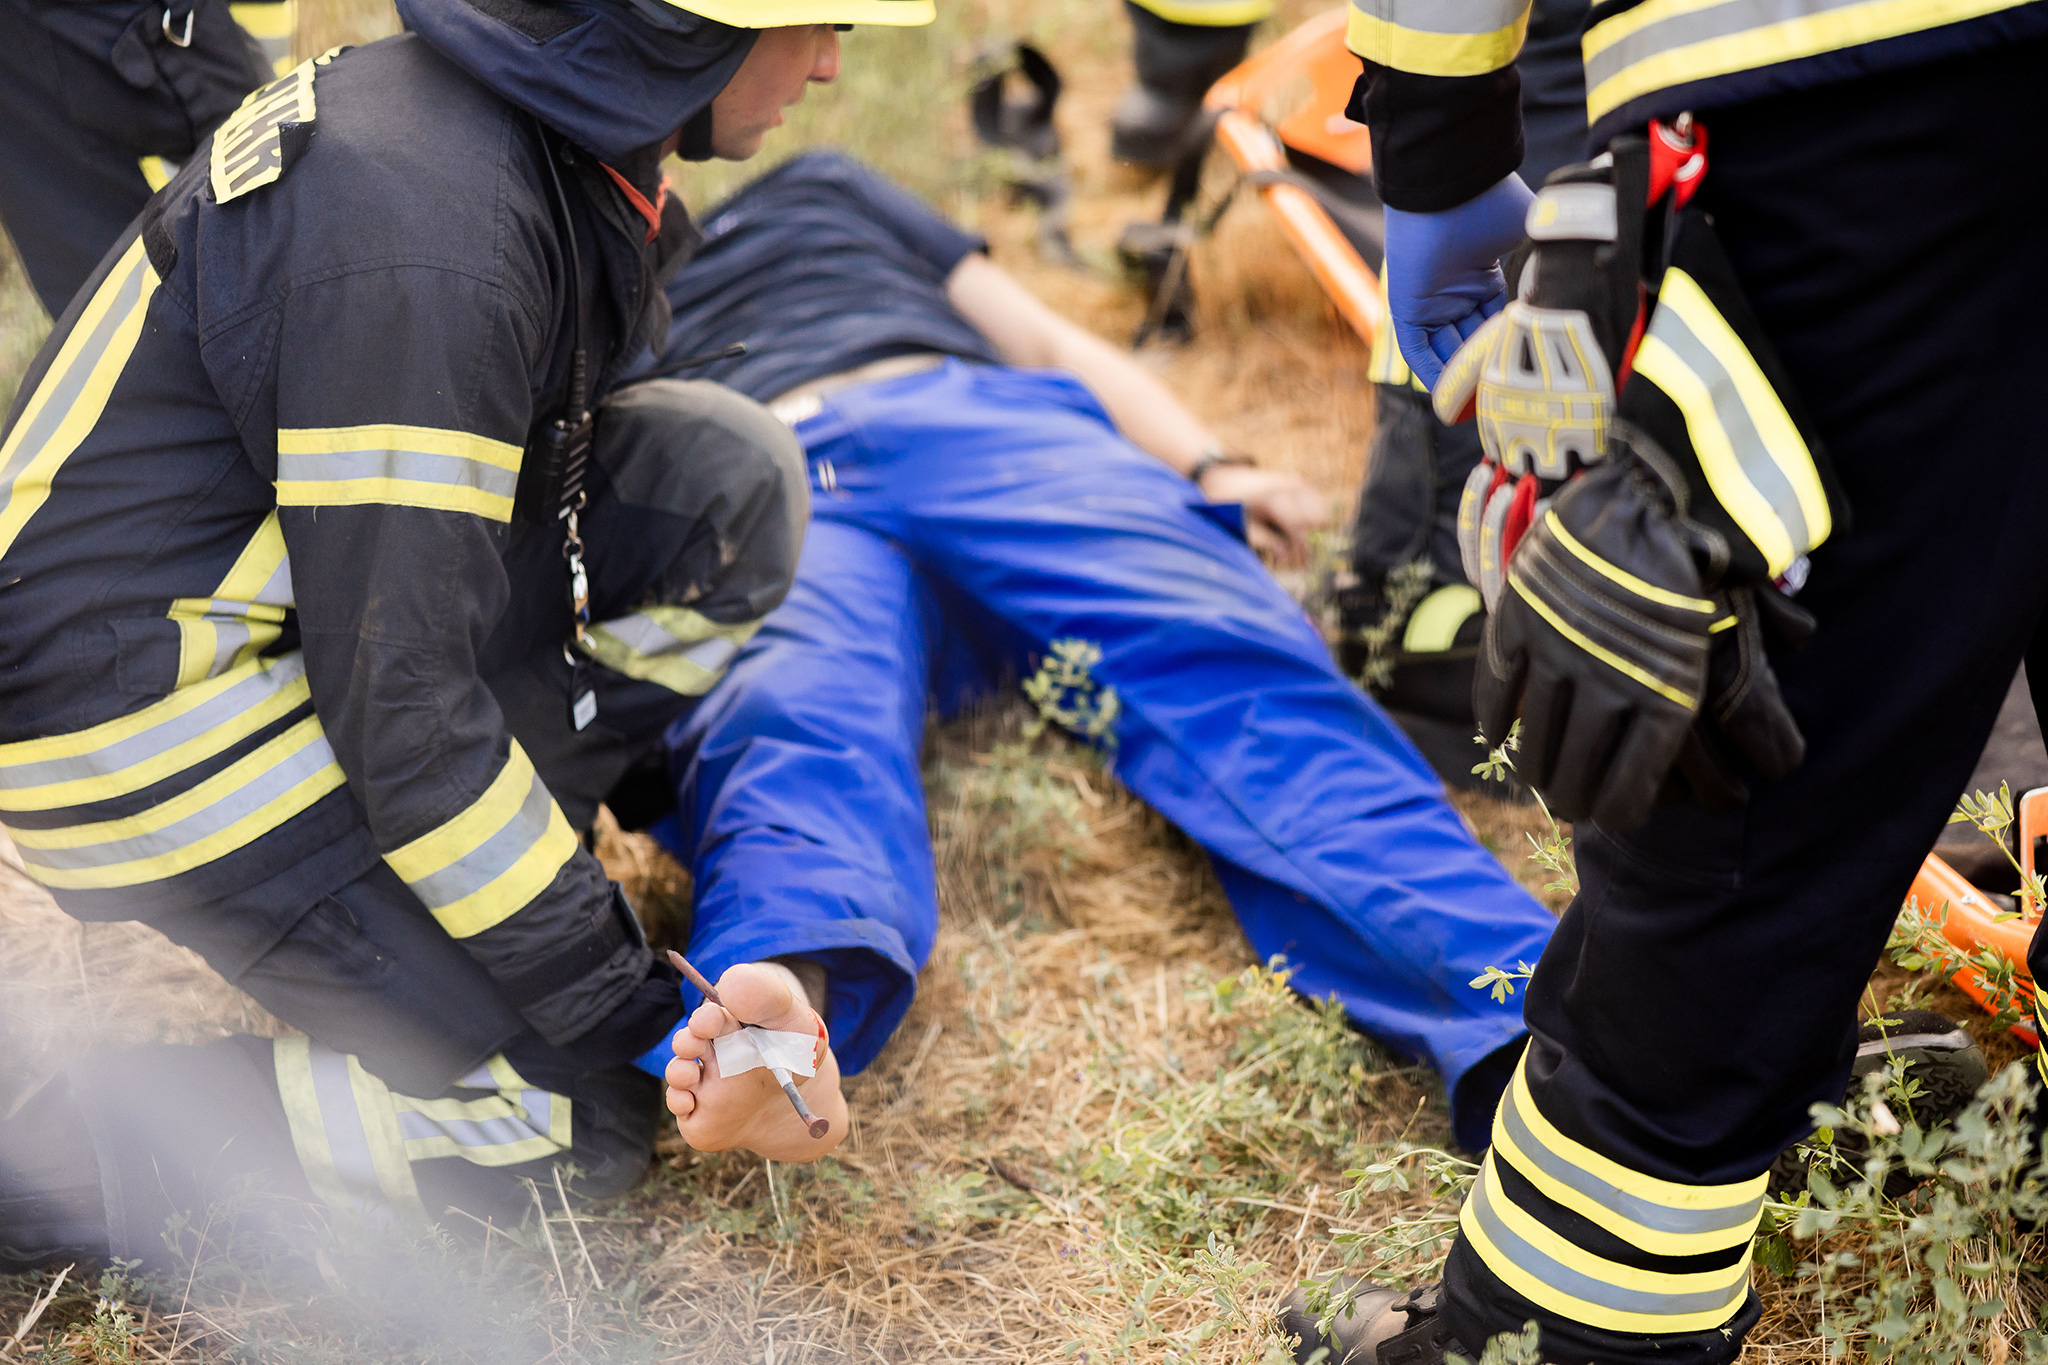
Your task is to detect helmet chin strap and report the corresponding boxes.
[675,103,717,160]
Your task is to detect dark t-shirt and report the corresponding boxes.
[645,151,1001,402]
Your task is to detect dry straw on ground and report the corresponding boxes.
[1,0,2041,1360]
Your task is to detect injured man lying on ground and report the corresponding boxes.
[619,150,1561,1160]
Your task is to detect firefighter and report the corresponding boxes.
[0,0,297,319]
[1109,0,1268,168]
[1337,0,1589,752]
[1283,0,2048,1359]
[0,0,932,1273]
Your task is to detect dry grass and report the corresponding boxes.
[0,1,2037,1361]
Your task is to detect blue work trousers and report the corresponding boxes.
[654,360,1556,1146]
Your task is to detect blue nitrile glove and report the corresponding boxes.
[1384,174,1536,391]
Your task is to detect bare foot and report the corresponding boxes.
[662,961,846,1161]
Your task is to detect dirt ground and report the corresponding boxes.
[0,2,2039,1361]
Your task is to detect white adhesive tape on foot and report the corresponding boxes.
[713,1027,819,1078]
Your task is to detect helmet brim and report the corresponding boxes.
[671,0,935,25]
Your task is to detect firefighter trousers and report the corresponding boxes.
[0,0,280,318]
[49,378,804,1268]
[1439,39,2048,1365]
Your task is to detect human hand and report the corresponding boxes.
[1384,174,1534,390]
[662,961,846,1161]
[1197,464,1332,568]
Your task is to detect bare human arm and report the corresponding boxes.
[943,252,1331,565]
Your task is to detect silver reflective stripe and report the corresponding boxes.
[1351,0,1526,35]
[1640,298,1812,550]
[12,721,335,871]
[1585,0,1865,90]
[1467,1162,1747,1318]
[1526,183,1616,243]
[394,1101,546,1151]
[276,447,520,501]
[403,768,554,911]
[1498,1082,1762,1237]
[0,251,149,495]
[254,552,293,608]
[0,654,308,796]
[305,1043,381,1204]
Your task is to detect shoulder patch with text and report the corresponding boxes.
[210,48,341,204]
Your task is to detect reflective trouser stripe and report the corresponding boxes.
[1462,1156,1755,1333]
[173,512,294,686]
[274,1037,426,1221]
[577,607,762,698]
[1346,0,1530,76]
[138,157,179,191]
[383,741,578,938]
[0,237,160,561]
[275,1040,571,1221]
[393,1056,573,1166]
[0,653,311,812]
[1463,1056,1763,1334]
[1583,0,2036,124]
[1129,0,1274,24]
[276,424,523,522]
[1631,268,1830,578]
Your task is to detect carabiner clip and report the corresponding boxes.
[162,5,194,46]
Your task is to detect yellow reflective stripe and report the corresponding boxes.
[392,1053,572,1166]
[1631,334,1801,575]
[576,607,761,697]
[384,742,578,938]
[1583,0,2031,124]
[276,424,522,522]
[172,513,293,685]
[1491,1064,1761,1255]
[1542,511,1717,613]
[274,1036,354,1214]
[7,714,342,888]
[1346,0,1530,76]
[1402,584,1483,653]
[138,156,178,191]
[1129,0,1275,22]
[0,654,309,812]
[1504,1062,1766,1215]
[1508,572,1700,709]
[1708,614,1737,633]
[345,1055,427,1217]
[0,238,160,561]
[229,0,296,75]
[1462,1154,1754,1334]
[1655,269,1830,557]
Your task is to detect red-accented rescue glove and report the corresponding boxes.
[1473,430,1722,829]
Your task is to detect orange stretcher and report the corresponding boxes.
[1203,7,1385,347]
[1909,788,2046,1045]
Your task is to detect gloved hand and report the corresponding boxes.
[1383,173,1535,390]
[1474,433,1721,830]
[1663,584,1812,810]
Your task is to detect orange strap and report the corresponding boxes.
[599,163,669,244]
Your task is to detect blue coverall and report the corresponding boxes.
[652,358,1559,1149]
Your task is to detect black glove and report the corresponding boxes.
[1663,584,1813,811]
[1474,432,1723,829]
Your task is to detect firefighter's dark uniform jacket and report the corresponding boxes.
[0,0,757,1050]
[1344,0,2048,210]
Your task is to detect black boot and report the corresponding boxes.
[1111,2,1255,168]
[0,1075,109,1271]
[1767,1010,1989,1198]
[1277,1281,1468,1365]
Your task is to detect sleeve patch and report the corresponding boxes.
[210,49,337,203]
